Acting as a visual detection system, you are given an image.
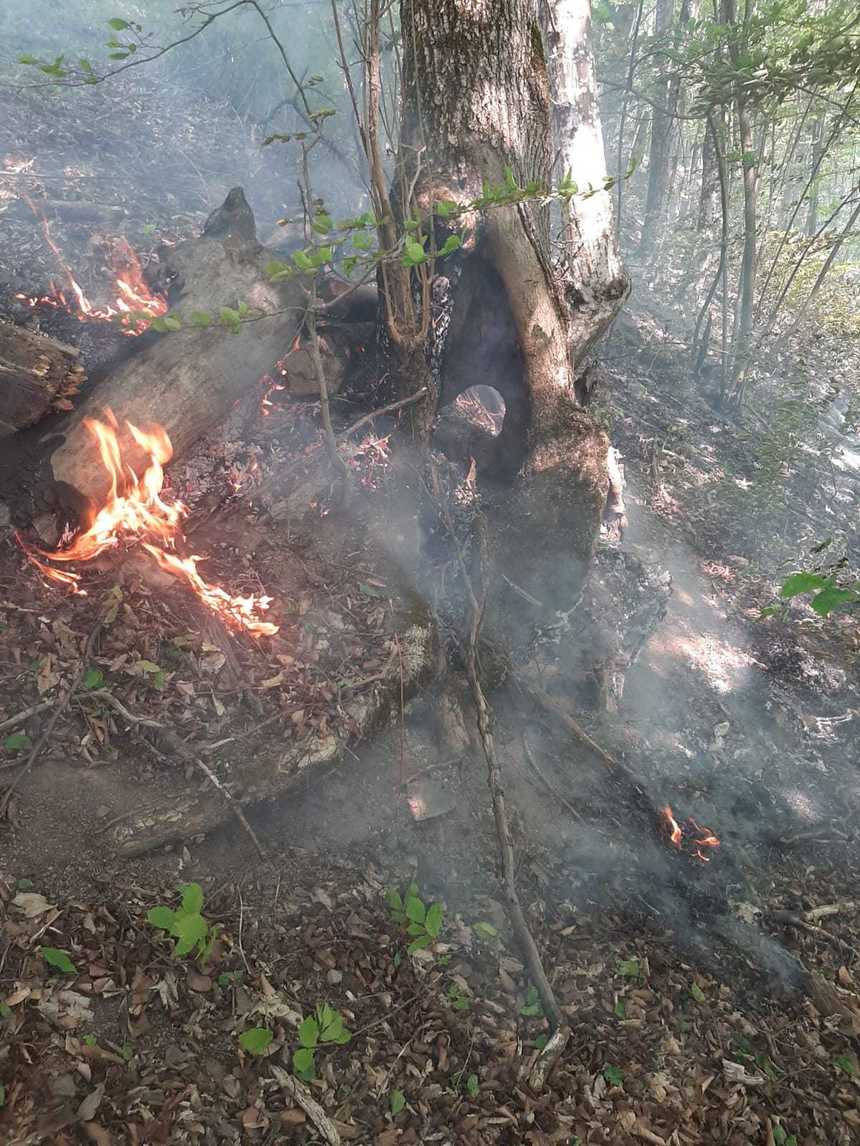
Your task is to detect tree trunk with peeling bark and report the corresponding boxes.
[393,0,628,641]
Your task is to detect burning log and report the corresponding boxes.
[0,321,85,434]
[46,188,308,510]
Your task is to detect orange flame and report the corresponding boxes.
[660,805,720,863]
[14,186,166,335]
[25,411,277,637]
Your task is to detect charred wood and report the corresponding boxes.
[0,321,85,435]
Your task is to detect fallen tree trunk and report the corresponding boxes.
[0,322,85,435]
[47,188,309,509]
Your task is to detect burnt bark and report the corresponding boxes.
[397,0,626,635]
[0,323,85,435]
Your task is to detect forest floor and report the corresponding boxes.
[3,83,860,1144]
[2,307,860,1143]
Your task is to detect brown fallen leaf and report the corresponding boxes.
[81,1122,112,1145]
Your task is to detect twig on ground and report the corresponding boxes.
[339,387,428,440]
[237,889,252,976]
[271,1066,341,1145]
[518,680,658,828]
[806,901,856,921]
[522,730,584,822]
[0,613,104,820]
[0,700,53,735]
[193,756,267,862]
[429,462,569,1086]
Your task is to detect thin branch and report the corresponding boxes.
[338,387,428,438]
[429,463,569,1083]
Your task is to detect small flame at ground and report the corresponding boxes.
[660,804,720,863]
[11,175,166,334]
[22,411,278,638]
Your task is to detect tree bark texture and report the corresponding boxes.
[398,0,625,635]
[0,322,85,436]
[541,0,627,356]
[638,0,674,256]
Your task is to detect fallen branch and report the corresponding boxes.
[271,1065,341,1146]
[0,614,104,819]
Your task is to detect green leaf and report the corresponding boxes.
[189,310,212,327]
[219,307,241,333]
[617,958,640,977]
[312,212,333,234]
[465,1073,479,1098]
[83,668,104,690]
[810,585,858,616]
[833,1054,856,1076]
[172,912,207,956]
[18,54,39,65]
[293,1046,316,1076]
[603,1064,624,1087]
[107,17,131,30]
[0,1003,11,1018]
[133,660,162,675]
[180,883,204,916]
[407,936,432,955]
[780,572,829,598]
[614,998,626,1019]
[385,888,403,911]
[402,238,426,267]
[162,315,182,332]
[690,982,707,1004]
[439,234,461,257]
[389,1089,406,1115]
[41,946,77,975]
[424,901,443,939]
[772,1126,787,1146]
[317,1004,349,1041]
[473,921,498,939]
[298,1016,319,1048]
[239,1027,272,1055]
[405,895,426,925]
[4,733,31,752]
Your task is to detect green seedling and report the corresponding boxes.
[292,1003,352,1080]
[385,883,444,954]
[147,882,218,962]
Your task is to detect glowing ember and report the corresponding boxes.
[14,186,166,335]
[22,411,278,638]
[660,805,721,863]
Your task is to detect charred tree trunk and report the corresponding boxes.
[0,323,85,435]
[396,0,627,638]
